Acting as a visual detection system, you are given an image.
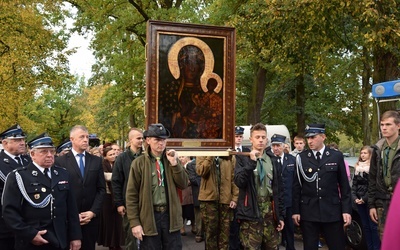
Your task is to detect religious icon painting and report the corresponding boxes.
[145,20,236,152]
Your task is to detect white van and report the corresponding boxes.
[239,125,291,150]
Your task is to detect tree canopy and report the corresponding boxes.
[1,0,400,147]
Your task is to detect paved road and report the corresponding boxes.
[96,224,332,250]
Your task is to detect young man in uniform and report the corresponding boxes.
[125,123,188,249]
[234,123,285,249]
[197,154,238,249]
[234,126,250,153]
[369,110,400,239]
[292,124,352,250]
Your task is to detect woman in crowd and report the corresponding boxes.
[352,146,381,250]
[90,147,102,157]
[97,144,124,250]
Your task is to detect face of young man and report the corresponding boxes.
[294,139,305,151]
[235,134,243,147]
[306,134,326,151]
[380,117,400,141]
[146,137,166,157]
[129,130,143,151]
[70,129,89,153]
[250,130,267,151]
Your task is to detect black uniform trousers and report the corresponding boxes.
[141,210,182,249]
[301,220,345,250]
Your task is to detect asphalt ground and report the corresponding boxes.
[95,224,333,250]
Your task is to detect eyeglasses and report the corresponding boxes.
[36,149,56,155]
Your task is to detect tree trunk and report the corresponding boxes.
[295,74,306,137]
[361,47,372,146]
[246,66,267,124]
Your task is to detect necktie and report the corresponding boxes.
[15,156,22,166]
[384,147,390,176]
[316,152,321,164]
[44,168,51,181]
[155,157,164,186]
[237,147,241,152]
[277,158,283,167]
[77,154,85,177]
[258,158,265,183]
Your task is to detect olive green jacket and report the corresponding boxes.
[196,156,239,204]
[126,146,188,235]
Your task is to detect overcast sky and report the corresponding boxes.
[67,32,95,79]
[65,3,95,79]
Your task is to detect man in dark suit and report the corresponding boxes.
[55,125,105,250]
[0,124,31,249]
[270,134,296,250]
[2,133,81,250]
[292,124,352,250]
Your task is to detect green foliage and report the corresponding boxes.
[2,0,399,146]
[0,0,75,138]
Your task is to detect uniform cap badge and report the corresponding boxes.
[34,194,40,199]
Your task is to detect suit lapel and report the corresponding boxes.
[306,151,319,167]
[319,148,330,166]
[1,151,20,169]
[28,164,51,188]
[282,155,287,172]
[83,153,90,179]
[67,152,84,181]
[51,168,61,188]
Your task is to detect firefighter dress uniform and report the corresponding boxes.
[2,133,81,250]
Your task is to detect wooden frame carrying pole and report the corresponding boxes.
[174,151,250,157]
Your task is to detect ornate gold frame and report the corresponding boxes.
[145,20,236,151]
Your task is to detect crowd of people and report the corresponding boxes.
[1,110,400,249]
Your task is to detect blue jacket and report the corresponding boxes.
[280,153,296,208]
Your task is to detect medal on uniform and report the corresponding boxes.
[308,168,312,172]
[41,187,46,192]
[34,194,40,199]
[32,171,38,176]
